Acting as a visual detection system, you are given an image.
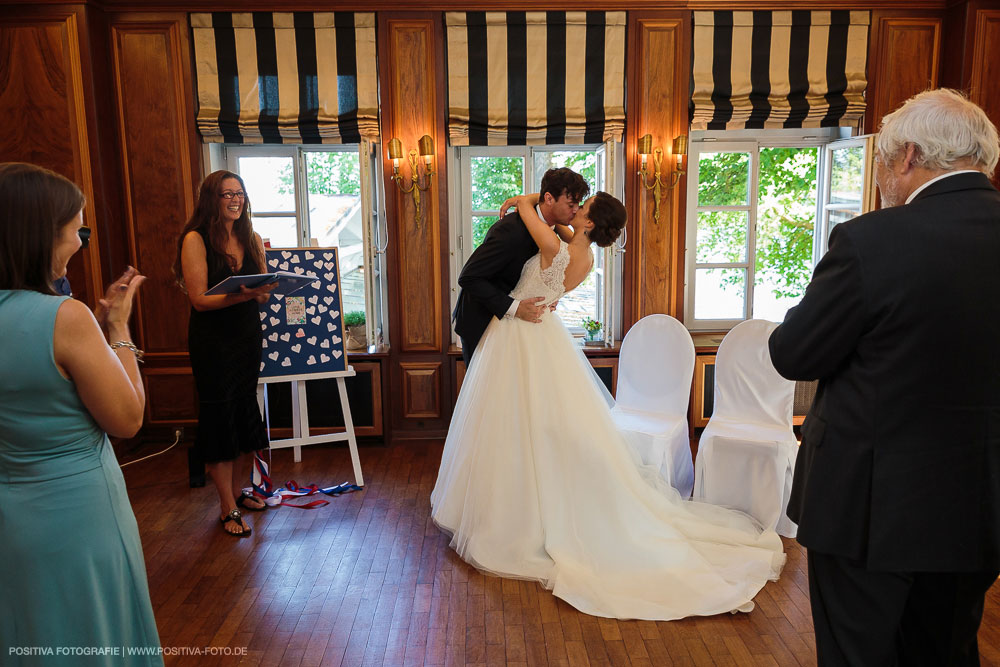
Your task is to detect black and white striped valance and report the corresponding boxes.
[691,11,870,130]
[191,12,378,144]
[446,11,625,146]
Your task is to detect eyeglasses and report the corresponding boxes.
[219,191,246,200]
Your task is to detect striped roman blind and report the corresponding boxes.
[190,12,378,144]
[446,11,625,146]
[691,11,870,130]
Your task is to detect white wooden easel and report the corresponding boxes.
[256,367,364,486]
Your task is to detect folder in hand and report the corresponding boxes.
[203,272,315,297]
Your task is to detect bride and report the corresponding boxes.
[431,191,785,621]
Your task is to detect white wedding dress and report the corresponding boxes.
[432,242,785,620]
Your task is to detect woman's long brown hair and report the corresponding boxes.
[173,170,265,291]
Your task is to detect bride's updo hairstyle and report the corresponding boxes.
[587,192,627,247]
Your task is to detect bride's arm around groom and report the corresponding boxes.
[452,168,589,365]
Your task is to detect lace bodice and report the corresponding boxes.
[510,241,572,307]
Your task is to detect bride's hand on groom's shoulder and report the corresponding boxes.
[499,196,518,217]
[499,193,540,218]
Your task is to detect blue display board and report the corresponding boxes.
[258,247,347,379]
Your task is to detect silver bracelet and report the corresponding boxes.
[110,340,144,363]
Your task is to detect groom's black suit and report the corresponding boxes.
[454,212,538,366]
[768,171,1000,665]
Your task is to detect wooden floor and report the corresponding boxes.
[123,439,1000,667]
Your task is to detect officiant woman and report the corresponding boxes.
[174,170,275,537]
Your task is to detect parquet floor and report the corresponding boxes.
[122,439,1000,666]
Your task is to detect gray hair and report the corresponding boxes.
[876,88,999,177]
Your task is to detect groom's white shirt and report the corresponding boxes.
[503,204,549,319]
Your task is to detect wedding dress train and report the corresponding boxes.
[431,242,785,620]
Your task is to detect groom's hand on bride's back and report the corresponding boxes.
[515,297,546,323]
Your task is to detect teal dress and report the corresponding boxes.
[0,291,162,666]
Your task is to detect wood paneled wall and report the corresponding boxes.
[107,13,202,426]
[3,0,999,444]
[865,11,943,132]
[0,7,103,306]
[378,13,452,437]
[969,9,1000,187]
[623,11,691,328]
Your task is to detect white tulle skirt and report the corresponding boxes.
[431,312,786,621]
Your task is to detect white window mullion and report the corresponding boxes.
[746,147,760,320]
[294,148,309,245]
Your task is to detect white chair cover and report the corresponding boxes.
[692,319,799,537]
[611,314,695,497]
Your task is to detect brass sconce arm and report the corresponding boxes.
[637,133,687,224]
[388,135,436,227]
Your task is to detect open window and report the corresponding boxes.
[818,135,876,255]
[449,142,624,339]
[224,143,387,348]
[684,128,875,331]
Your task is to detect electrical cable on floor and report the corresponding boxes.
[119,431,181,468]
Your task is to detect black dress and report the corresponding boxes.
[188,230,269,463]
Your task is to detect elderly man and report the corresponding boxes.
[769,88,1000,666]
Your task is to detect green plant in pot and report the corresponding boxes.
[344,310,367,350]
[581,317,603,344]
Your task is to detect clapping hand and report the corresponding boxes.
[99,266,146,332]
[94,266,141,329]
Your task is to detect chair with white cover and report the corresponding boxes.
[611,314,695,498]
[692,319,799,537]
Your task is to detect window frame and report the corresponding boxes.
[818,135,876,256]
[222,143,388,348]
[684,128,849,331]
[448,141,625,341]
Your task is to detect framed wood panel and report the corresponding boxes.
[691,354,717,428]
[866,12,943,132]
[624,12,691,328]
[589,356,619,399]
[380,16,444,353]
[453,357,467,404]
[109,15,200,355]
[0,11,102,306]
[144,366,198,426]
[970,9,1000,187]
[400,361,442,419]
[452,353,618,405]
[262,361,384,438]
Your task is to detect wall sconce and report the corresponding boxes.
[637,133,687,224]
[388,134,435,227]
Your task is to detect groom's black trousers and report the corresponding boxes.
[806,549,997,666]
[460,335,476,368]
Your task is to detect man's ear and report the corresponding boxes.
[541,192,554,206]
[899,143,920,173]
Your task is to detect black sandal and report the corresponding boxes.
[220,508,251,537]
[236,490,267,512]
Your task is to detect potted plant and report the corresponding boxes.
[581,317,603,346]
[344,310,367,350]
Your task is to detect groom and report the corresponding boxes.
[453,167,589,367]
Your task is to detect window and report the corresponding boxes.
[449,143,625,338]
[819,136,876,255]
[225,143,388,347]
[684,129,872,330]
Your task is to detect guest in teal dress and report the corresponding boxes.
[0,162,162,665]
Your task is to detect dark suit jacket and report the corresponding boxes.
[453,212,538,357]
[768,171,1000,572]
